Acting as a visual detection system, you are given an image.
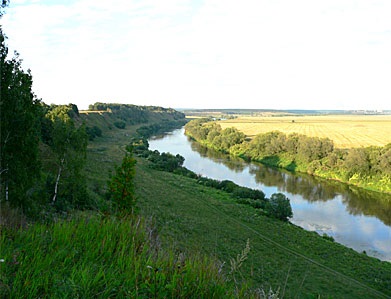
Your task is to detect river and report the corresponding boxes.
[148,128,391,262]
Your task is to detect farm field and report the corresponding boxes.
[218,115,391,149]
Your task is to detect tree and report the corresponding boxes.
[108,150,137,212]
[45,105,88,208]
[0,29,42,210]
[266,193,293,222]
[343,147,370,177]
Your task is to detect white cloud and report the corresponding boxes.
[2,0,391,109]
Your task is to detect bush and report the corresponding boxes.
[265,193,293,221]
[107,152,137,211]
[114,121,126,129]
[86,125,102,140]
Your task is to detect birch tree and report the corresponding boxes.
[45,105,88,209]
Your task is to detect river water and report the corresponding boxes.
[148,128,391,262]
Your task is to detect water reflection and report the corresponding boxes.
[190,140,247,173]
[190,139,391,226]
[149,129,391,261]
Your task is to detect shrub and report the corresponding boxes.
[114,121,126,129]
[265,193,293,222]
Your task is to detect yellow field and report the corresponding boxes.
[218,115,391,148]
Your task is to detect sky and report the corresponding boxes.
[2,0,391,110]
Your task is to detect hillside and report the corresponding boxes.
[2,103,391,298]
[80,111,391,298]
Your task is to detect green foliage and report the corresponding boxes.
[88,102,186,125]
[86,125,102,140]
[196,177,266,201]
[147,151,185,172]
[114,120,126,129]
[130,137,150,155]
[185,119,245,153]
[0,31,42,210]
[44,105,89,210]
[265,193,293,222]
[108,151,137,211]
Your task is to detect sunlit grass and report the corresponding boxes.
[0,214,231,298]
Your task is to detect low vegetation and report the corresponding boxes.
[0,214,231,298]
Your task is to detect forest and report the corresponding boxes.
[185,118,391,193]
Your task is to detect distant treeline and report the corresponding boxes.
[185,118,391,194]
[89,102,185,124]
[136,119,188,139]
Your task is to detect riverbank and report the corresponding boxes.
[135,157,391,298]
[82,117,391,297]
[149,128,391,262]
[184,118,391,194]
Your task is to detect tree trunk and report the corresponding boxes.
[52,158,64,203]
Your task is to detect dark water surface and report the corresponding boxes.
[149,128,391,261]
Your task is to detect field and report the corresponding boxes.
[218,115,391,148]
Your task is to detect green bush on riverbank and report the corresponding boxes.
[185,118,391,194]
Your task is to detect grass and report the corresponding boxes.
[0,214,230,298]
[135,158,391,298]
[218,115,391,148]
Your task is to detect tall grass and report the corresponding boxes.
[0,214,232,298]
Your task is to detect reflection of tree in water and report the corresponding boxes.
[341,187,391,226]
[189,140,246,173]
[188,137,391,227]
[249,164,338,201]
[250,163,391,226]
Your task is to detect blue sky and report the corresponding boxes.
[2,0,391,110]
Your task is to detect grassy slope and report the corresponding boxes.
[135,159,391,299]
[0,213,230,298]
[81,114,391,299]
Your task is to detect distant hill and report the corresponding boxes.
[79,103,186,138]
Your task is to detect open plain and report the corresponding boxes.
[218,115,391,148]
